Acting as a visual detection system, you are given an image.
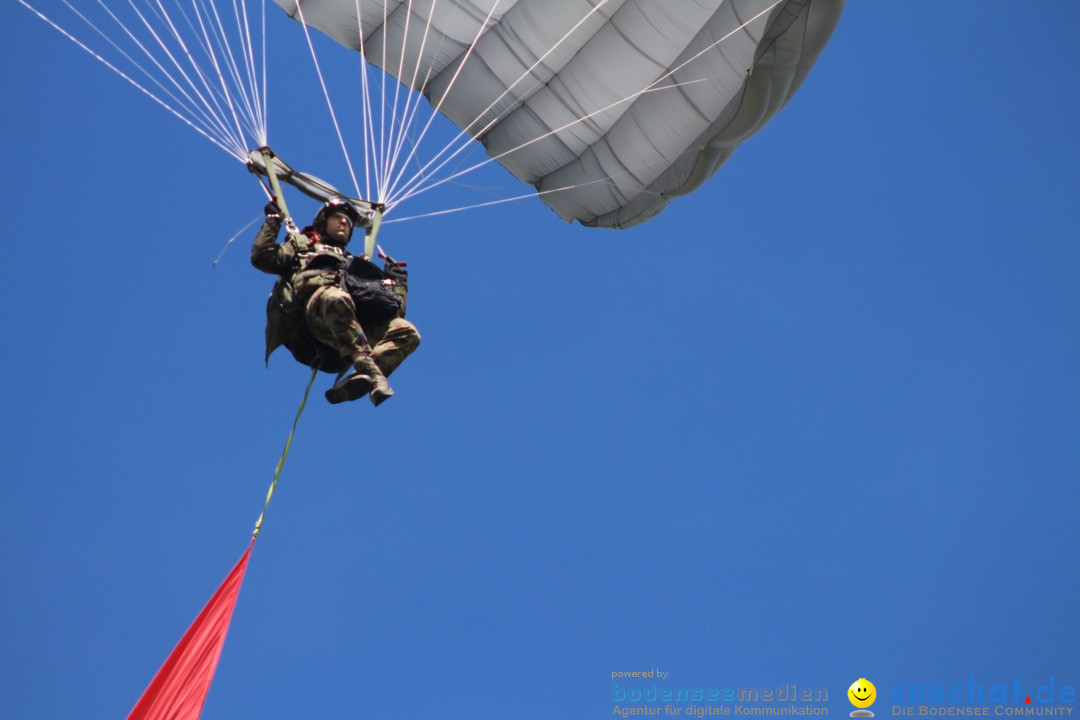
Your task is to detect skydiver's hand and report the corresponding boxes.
[264,200,283,219]
[383,260,408,283]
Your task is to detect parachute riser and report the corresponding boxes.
[259,147,295,231]
[365,206,383,259]
[248,146,382,250]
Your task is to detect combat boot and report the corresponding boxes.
[358,354,394,406]
[324,369,373,404]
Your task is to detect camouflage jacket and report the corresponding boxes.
[250,216,408,363]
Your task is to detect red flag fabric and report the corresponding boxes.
[127,539,254,720]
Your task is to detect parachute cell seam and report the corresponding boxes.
[530,0,784,222]
[484,0,677,164]
[383,0,473,203]
[389,0,625,209]
[665,2,756,124]
[486,0,720,181]
[425,0,618,130]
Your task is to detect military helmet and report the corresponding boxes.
[313,197,367,242]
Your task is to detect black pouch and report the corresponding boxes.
[343,256,402,325]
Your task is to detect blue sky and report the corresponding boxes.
[2,3,1078,719]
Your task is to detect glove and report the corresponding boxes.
[264,200,283,218]
[383,259,408,284]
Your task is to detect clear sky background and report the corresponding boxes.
[2,3,1078,719]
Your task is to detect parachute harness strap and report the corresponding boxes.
[252,365,319,539]
[260,147,299,234]
[364,206,383,260]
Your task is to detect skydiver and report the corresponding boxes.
[251,197,420,406]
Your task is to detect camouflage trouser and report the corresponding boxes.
[305,285,420,376]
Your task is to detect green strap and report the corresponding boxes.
[364,206,383,260]
[260,148,292,222]
[252,366,319,539]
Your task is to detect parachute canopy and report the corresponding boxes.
[272,0,844,228]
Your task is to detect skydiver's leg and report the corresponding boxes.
[307,286,392,404]
[305,285,369,359]
[367,317,421,378]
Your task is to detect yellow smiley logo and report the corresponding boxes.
[848,679,877,709]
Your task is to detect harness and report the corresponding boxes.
[265,234,403,374]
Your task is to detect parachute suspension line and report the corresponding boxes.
[18,0,244,160]
[388,0,782,212]
[81,0,248,153]
[386,154,676,225]
[167,0,242,141]
[223,0,270,143]
[151,0,267,144]
[360,0,432,205]
[385,0,617,207]
[380,0,479,206]
[293,0,363,200]
[192,0,269,144]
[168,0,256,153]
[376,0,390,201]
[380,0,509,206]
[24,0,272,158]
[252,365,319,540]
[81,0,238,148]
[92,0,248,157]
[379,0,405,202]
[385,189,557,223]
[172,0,268,143]
[658,0,784,93]
[381,0,440,201]
[353,0,374,202]
[388,77,714,211]
[362,4,391,203]
[255,0,266,144]
[380,0,416,205]
[380,0,450,208]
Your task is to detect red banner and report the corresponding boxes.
[127,539,254,720]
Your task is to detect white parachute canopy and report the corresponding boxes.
[272,0,845,228]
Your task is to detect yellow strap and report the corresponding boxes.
[252,366,319,539]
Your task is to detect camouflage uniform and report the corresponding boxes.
[250,215,420,382]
